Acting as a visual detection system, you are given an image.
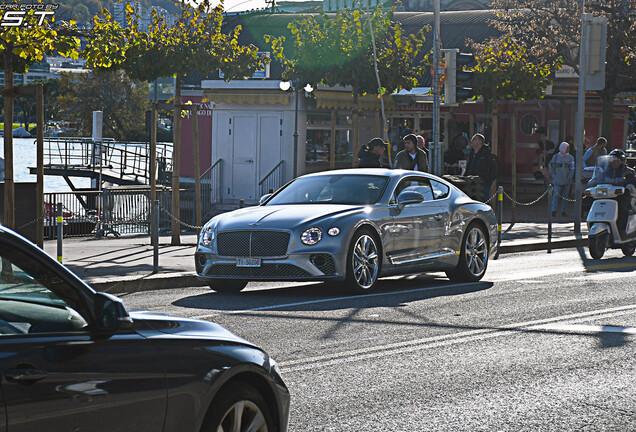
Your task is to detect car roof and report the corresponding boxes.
[299,168,432,179]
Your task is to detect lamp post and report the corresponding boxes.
[280,79,313,178]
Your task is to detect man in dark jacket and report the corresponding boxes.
[465,133,498,202]
[358,138,386,168]
[393,134,428,172]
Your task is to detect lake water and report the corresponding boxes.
[0,137,91,192]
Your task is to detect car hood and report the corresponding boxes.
[214,204,363,230]
[130,310,254,346]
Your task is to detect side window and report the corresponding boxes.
[0,254,88,336]
[393,177,434,203]
[430,179,450,200]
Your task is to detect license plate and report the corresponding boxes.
[236,258,261,267]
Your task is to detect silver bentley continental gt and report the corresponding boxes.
[195,169,497,294]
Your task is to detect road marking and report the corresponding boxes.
[529,323,636,334]
[489,266,578,282]
[278,303,636,373]
[189,281,482,319]
[568,272,636,282]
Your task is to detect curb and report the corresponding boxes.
[87,238,588,294]
[499,237,587,254]
[89,272,209,294]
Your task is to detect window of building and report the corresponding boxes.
[305,111,352,174]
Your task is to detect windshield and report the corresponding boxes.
[266,174,390,205]
[589,155,627,185]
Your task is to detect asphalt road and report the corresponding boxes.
[120,247,636,431]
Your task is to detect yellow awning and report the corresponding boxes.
[203,89,291,105]
[314,90,395,111]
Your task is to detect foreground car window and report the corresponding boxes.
[0,250,88,335]
[267,175,389,205]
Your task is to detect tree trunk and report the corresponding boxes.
[3,48,15,230]
[600,89,616,146]
[171,74,182,245]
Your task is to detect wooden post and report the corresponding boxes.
[36,85,44,248]
[193,107,202,227]
[3,49,15,230]
[150,102,158,244]
[171,74,182,245]
[352,108,360,168]
[491,99,499,208]
[511,109,518,224]
[330,110,336,170]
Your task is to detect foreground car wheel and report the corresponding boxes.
[208,280,248,294]
[204,381,274,432]
[446,222,488,282]
[346,229,380,293]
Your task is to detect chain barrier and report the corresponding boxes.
[550,186,578,203]
[158,202,203,231]
[502,189,548,206]
[17,215,44,230]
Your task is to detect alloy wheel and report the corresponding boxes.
[217,400,268,432]
[352,234,379,289]
[465,227,487,277]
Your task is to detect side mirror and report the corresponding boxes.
[259,193,273,205]
[396,190,425,210]
[94,292,133,331]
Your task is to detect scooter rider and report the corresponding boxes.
[603,149,636,234]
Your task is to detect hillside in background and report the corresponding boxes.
[54,0,180,24]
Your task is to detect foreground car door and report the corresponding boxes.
[0,245,166,432]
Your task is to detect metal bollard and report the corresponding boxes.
[153,200,159,274]
[547,185,553,254]
[495,186,503,260]
[57,203,63,263]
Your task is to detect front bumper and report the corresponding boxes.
[195,250,347,282]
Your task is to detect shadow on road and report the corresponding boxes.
[172,275,493,313]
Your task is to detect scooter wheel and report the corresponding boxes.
[589,233,608,260]
[621,243,635,257]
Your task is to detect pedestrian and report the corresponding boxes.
[582,137,608,168]
[393,133,429,172]
[358,138,386,168]
[565,135,575,160]
[465,133,498,202]
[416,135,427,153]
[549,142,575,217]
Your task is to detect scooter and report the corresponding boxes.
[586,181,636,260]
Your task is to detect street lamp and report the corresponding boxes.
[280,79,314,177]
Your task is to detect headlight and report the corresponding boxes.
[201,226,214,246]
[301,227,322,245]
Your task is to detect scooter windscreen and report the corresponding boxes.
[589,155,627,185]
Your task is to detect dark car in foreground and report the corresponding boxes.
[196,169,497,294]
[0,226,289,432]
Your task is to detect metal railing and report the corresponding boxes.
[201,158,223,218]
[258,161,285,197]
[41,137,173,185]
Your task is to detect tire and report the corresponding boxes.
[621,242,635,257]
[203,381,274,432]
[446,222,488,282]
[208,280,248,294]
[345,229,381,294]
[589,233,608,260]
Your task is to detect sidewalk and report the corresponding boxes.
[43,219,589,294]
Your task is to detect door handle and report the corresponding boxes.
[5,368,48,382]
[246,159,254,163]
[434,214,444,221]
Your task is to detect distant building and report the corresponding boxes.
[323,0,488,12]
[140,6,175,30]
[0,57,88,86]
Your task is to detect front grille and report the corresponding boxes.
[217,231,290,257]
[207,264,311,278]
